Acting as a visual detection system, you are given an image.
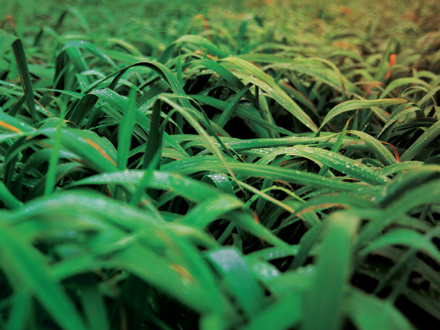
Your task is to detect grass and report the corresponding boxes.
[1,0,440,329]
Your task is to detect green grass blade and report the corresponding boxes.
[11,39,36,125]
[347,289,414,330]
[0,221,86,330]
[303,212,359,330]
[348,130,398,166]
[161,157,362,191]
[222,57,318,131]
[174,35,229,58]
[205,248,266,317]
[117,89,137,170]
[379,77,430,98]
[216,83,251,128]
[143,100,163,170]
[401,120,440,161]
[360,228,440,263]
[319,120,348,176]
[320,98,408,130]
[0,180,23,209]
[242,294,301,330]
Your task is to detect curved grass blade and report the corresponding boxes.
[161,157,362,191]
[180,195,243,229]
[378,105,420,137]
[0,180,23,209]
[347,130,398,166]
[191,58,244,91]
[347,289,414,330]
[357,178,440,247]
[216,83,252,128]
[417,85,440,107]
[0,221,87,330]
[67,171,289,248]
[360,228,440,263]
[63,40,117,69]
[379,77,429,99]
[0,112,35,134]
[379,162,423,176]
[222,57,318,131]
[67,94,98,125]
[174,35,228,58]
[258,146,389,185]
[91,88,187,156]
[320,98,408,130]
[189,95,293,135]
[401,120,440,162]
[158,95,239,183]
[36,128,118,173]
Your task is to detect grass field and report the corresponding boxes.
[1,0,440,329]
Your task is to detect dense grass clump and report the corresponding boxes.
[1,0,440,329]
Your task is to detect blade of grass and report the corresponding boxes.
[12,39,36,125]
[0,221,87,330]
[118,88,137,170]
[319,98,408,130]
[303,211,359,330]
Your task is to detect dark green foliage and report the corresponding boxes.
[1,0,440,329]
